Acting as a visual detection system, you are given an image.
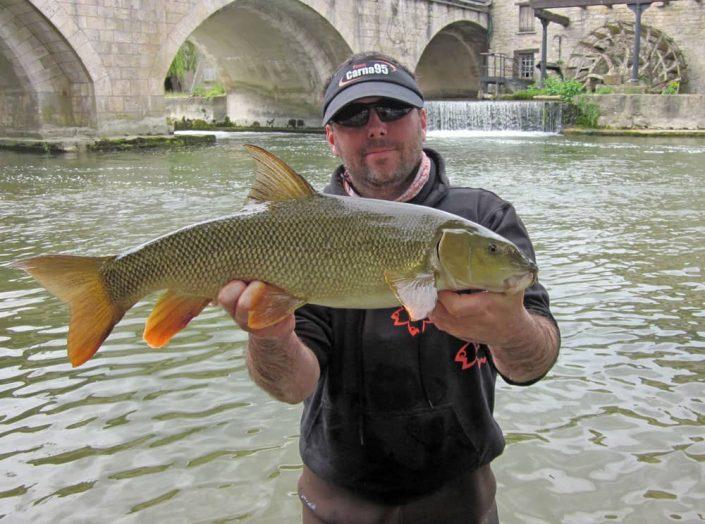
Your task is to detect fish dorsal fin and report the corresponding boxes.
[244,144,317,202]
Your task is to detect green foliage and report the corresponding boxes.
[662,81,680,95]
[167,41,197,84]
[502,90,536,100]
[505,77,585,102]
[574,97,600,128]
[595,86,615,95]
[205,84,225,97]
[192,84,225,98]
[542,77,585,102]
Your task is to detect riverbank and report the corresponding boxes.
[0,134,216,154]
[563,128,705,137]
[4,122,704,156]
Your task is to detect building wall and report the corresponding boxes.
[585,93,705,129]
[164,95,227,124]
[489,0,705,93]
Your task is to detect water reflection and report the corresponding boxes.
[1,133,703,522]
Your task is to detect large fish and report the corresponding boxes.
[12,145,538,367]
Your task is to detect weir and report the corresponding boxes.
[426,100,563,133]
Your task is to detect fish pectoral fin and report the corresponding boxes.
[243,144,317,203]
[143,290,211,348]
[247,283,305,330]
[384,271,438,321]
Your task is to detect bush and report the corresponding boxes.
[662,81,680,95]
[574,98,600,128]
[595,86,615,95]
[543,77,585,102]
[191,84,226,98]
[505,78,585,102]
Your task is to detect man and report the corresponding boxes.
[218,52,560,523]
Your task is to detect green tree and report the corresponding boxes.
[165,41,198,92]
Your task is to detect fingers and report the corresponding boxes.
[218,280,295,338]
[217,280,248,319]
[436,290,485,317]
[234,281,266,331]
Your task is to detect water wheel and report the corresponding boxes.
[566,21,687,93]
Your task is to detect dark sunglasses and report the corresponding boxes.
[331,99,415,127]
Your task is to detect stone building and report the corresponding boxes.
[490,0,704,93]
[0,0,703,139]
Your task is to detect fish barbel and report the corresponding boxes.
[12,145,538,367]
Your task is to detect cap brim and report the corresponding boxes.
[322,82,424,125]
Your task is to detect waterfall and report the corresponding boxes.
[426,100,562,133]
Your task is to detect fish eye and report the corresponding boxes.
[488,243,498,254]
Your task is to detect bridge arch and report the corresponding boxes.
[416,20,489,100]
[0,0,101,137]
[152,0,352,126]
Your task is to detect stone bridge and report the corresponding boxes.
[0,0,491,138]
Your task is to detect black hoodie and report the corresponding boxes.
[295,148,557,504]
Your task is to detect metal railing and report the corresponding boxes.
[480,52,516,80]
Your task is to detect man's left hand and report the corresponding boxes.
[428,290,532,349]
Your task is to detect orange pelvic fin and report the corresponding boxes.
[143,290,210,348]
[246,282,305,330]
[12,255,125,367]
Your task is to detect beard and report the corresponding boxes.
[346,127,425,190]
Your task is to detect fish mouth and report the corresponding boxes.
[503,270,537,293]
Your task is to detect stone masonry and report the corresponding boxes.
[490,0,705,94]
[0,0,490,137]
[1,0,703,138]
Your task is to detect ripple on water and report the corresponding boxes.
[2,134,704,521]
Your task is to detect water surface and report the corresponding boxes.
[1,132,703,522]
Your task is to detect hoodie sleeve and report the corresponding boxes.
[482,200,560,386]
[295,304,333,370]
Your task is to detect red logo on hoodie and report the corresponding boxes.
[390,307,433,337]
[454,342,488,371]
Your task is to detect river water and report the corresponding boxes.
[1,131,703,522]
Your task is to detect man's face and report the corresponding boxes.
[325,97,427,195]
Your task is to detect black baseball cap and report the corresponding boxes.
[322,56,424,125]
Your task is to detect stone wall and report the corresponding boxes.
[164,96,227,124]
[490,0,705,94]
[584,94,705,129]
[0,0,96,137]
[0,0,491,137]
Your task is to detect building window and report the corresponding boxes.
[203,68,217,82]
[519,5,535,33]
[517,52,535,80]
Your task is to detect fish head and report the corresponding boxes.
[436,226,538,294]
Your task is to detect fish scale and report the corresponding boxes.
[103,195,439,308]
[12,145,537,367]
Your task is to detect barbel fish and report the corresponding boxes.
[12,145,538,367]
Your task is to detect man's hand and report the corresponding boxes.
[429,290,531,348]
[218,280,295,340]
[217,280,319,403]
[429,290,559,384]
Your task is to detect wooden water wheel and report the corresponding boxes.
[566,21,687,93]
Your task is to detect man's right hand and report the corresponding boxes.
[217,280,296,340]
[217,280,319,404]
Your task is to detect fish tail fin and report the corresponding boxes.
[12,255,127,367]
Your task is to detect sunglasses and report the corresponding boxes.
[331,99,415,127]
